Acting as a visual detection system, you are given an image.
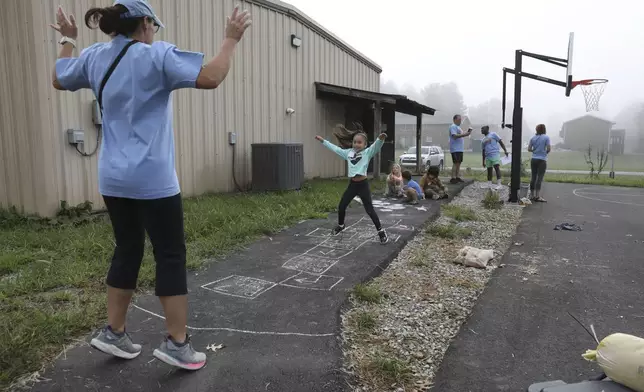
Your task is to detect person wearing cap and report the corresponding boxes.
[480,125,509,189]
[49,0,251,371]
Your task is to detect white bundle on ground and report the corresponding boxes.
[455,246,494,268]
[583,333,644,391]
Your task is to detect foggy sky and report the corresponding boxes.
[289,0,644,124]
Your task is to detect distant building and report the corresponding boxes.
[560,112,616,151]
[615,121,644,154]
[609,129,625,155]
[635,133,644,154]
[395,116,471,151]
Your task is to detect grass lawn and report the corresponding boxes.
[463,169,644,188]
[0,179,383,389]
[394,149,644,172]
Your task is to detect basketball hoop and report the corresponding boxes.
[570,78,608,112]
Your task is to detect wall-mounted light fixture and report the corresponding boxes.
[291,34,302,48]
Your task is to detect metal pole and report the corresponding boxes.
[373,102,382,179]
[416,115,422,174]
[510,50,523,203]
[501,70,507,128]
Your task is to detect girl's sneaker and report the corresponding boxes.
[90,326,142,360]
[378,229,388,244]
[333,224,345,235]
[153,335,207,371]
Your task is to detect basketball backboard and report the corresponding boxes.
[565,32,575,96]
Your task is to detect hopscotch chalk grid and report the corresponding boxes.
[283,254,339,275]
[279,272,344,291]
[201,275,277,300]
[200,215,412,300]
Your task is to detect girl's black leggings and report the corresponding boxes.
[338,179,382,230]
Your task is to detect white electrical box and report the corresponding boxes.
[228,131,237,145]
[92,99,102,125]
[67,129,85,145]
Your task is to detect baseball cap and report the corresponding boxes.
[114,0,165,29]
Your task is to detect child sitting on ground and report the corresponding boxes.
[385,164,404,197]
[420,165,448,200]
[401,170,424,205]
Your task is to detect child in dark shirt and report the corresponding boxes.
[420,165,448,200]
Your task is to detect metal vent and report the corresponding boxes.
[251,143,304,191]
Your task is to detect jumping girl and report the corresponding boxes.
[315,131,389,244]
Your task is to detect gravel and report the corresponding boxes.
[342,183,524,392]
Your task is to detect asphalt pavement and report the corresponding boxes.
[432,183,644,391]
[32,180,469,392]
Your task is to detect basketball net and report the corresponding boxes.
[573,79,608,112]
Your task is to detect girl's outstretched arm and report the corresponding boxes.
[315,135,349,159]
[364,133,387,159]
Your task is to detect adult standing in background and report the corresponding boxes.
[528,124,551,202]
[50,0,251,370]
[481,125,509,189]
[449,114,472,184]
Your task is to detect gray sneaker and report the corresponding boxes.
[90,327,142,359]
[153,336,207,371]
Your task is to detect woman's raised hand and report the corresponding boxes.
[225,6,252,41]
[50,6,78,39]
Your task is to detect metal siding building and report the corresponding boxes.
[0,0,380,216]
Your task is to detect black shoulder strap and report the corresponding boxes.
[98,40,139,111]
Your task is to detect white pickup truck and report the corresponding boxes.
[398,146,445,172]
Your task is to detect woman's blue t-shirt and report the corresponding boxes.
[55,35,205,199]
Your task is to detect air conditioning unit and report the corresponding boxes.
[251,143,304,191]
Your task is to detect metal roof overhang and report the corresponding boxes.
[314,82,436,116]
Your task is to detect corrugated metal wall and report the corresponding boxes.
[0,0,380,216]
[0,1,57,215]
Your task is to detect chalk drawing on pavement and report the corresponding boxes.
[279,272,344,291]
[282,254,339,275]
[198,217,407,300]
[201,275,277,299]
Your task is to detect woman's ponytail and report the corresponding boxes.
[85,5,142,36]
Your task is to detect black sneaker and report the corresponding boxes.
[378,229,388,244]
[333,225,345,235]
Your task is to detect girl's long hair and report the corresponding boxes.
[333,122,366,148]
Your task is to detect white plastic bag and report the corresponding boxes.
[455,246,494,268]
[583,333,644,392]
